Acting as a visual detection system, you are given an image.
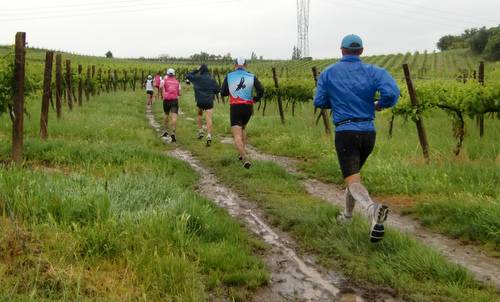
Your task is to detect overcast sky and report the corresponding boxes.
[0,0,499,59]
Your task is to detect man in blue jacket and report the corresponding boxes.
[314,34,400,242]
[186,64,220,146]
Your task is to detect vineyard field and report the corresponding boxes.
[1,43,500,301]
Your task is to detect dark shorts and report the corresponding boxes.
[230,104,253,127]
[334,131,376,178]
[197,103,213,111]
[163,100,179,114]
[147,90,153,96]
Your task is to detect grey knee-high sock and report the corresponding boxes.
[348,183,375,214]
[344,189,356,218]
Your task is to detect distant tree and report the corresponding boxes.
[259,55,264,60]
[469,27,490,54]
[484,29,500,60]
[105,50,113,58]
[437,35,465,51]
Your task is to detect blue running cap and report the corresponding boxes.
[341,34,363,49]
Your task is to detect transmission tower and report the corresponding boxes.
[296,0,310,58]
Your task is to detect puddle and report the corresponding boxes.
[146,106,399,301]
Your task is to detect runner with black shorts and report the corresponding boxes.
[314,34,400,242]
[186,64,220,146]
[221,57,264,169]
[161,68,181,142]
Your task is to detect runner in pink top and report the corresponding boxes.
[153,72,161,99]
[160,68,181,143]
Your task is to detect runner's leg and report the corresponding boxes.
[197,108,204,138]
[163,113,169,132]
[231,126,246,159]
[171,113,177,134]
[205,109,213,137]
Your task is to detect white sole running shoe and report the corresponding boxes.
[369,204,389,243]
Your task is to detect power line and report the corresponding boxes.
[317,0,484,30]
[0,0,242,22]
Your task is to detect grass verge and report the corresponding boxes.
[0,91,268,301]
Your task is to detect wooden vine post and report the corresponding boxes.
[132,69,137,91]
[78,64,83,106]
[40,51,54,140]
[107,69,111,93]
[12,32,26,164]
[478,61,485,137]
[65,60,73,110]
[91,65,96,96]
[271,67,285,124]
[214,69,225,104]
[55,54,63,118]
[85,66,91,101]
[123,70,128,91]
[97,68,102,96]
[402,63,430,162]
[312,67,331,135]
[141,70,145,89]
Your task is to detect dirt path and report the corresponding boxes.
[146,107,397,302]
[219,137,500,289]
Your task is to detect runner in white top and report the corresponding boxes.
[145,75,154,106]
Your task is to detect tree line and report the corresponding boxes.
[437,25,500,60]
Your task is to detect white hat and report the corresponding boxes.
[147,75,152,79]
[167,68,175,75]
[234,57,246,66]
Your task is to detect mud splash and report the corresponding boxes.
[146,107,398,301]
[219,137,500,289]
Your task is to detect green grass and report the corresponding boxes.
[0,91,268,301]
[218,99,500,252]
[154,88,499,301]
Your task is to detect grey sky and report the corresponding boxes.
[0,0,498,59]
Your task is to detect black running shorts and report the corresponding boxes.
[197,103,213,111]
[334,131,376,178]
[230,104,253,127]
[163,100,179,114]
[146,90,153,96]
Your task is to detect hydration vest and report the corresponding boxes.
[227,69,255,105]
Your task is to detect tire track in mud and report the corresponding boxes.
[219,137,500,289]
[146,106,397,302]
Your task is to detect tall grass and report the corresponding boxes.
[0,91,267,301]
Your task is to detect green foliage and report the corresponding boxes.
[0,50,38,118]
[394,80,500,118]
[484,29,500,61]
[469,27,491,54]
[0,52,15,116]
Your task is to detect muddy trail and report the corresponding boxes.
[146,107,398,302]
[218,137,500,289]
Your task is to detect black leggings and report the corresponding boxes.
[334,131,376,178]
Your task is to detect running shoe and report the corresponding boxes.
[206,137,212,147]
[238,156,243,161]
[243,160,251,169]
[161,131,169,138]
[368,203,389,243]
[197,130,204,140]
[170,134,177,143]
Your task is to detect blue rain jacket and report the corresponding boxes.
[314,55,400,132]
